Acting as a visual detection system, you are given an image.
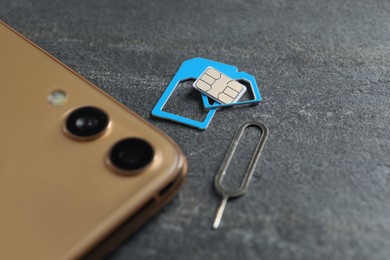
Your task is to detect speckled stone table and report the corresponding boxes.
[2,0,390,259]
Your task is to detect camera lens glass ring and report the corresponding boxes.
[109,138,155,173]
[65,106,109,139]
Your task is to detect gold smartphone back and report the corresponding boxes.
[0,21,187,259]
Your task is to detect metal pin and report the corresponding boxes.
[212,121,269,229]
[212,195,228,229]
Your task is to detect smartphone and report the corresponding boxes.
[0,21,187,259]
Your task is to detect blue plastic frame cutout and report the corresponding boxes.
[151,57,262,130]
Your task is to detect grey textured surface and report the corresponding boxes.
[2,0,390,259]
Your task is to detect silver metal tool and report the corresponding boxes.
[212,121,269,229]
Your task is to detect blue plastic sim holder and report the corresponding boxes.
[152,57,241,130]
[200,70,262,109]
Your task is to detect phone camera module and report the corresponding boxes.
[65,106,109,140]
[108,138,154,174]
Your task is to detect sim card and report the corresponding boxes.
[193,67,247,104]
[152,57,262,130]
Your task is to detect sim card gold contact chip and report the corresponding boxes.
[193,67,247,104]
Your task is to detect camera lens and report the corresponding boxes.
[109,138,154,173]
[65,106,109,139]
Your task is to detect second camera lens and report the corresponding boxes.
[109,138,154,174]
[65,106,109,140]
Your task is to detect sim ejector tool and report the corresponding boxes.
[212,121,269,229]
